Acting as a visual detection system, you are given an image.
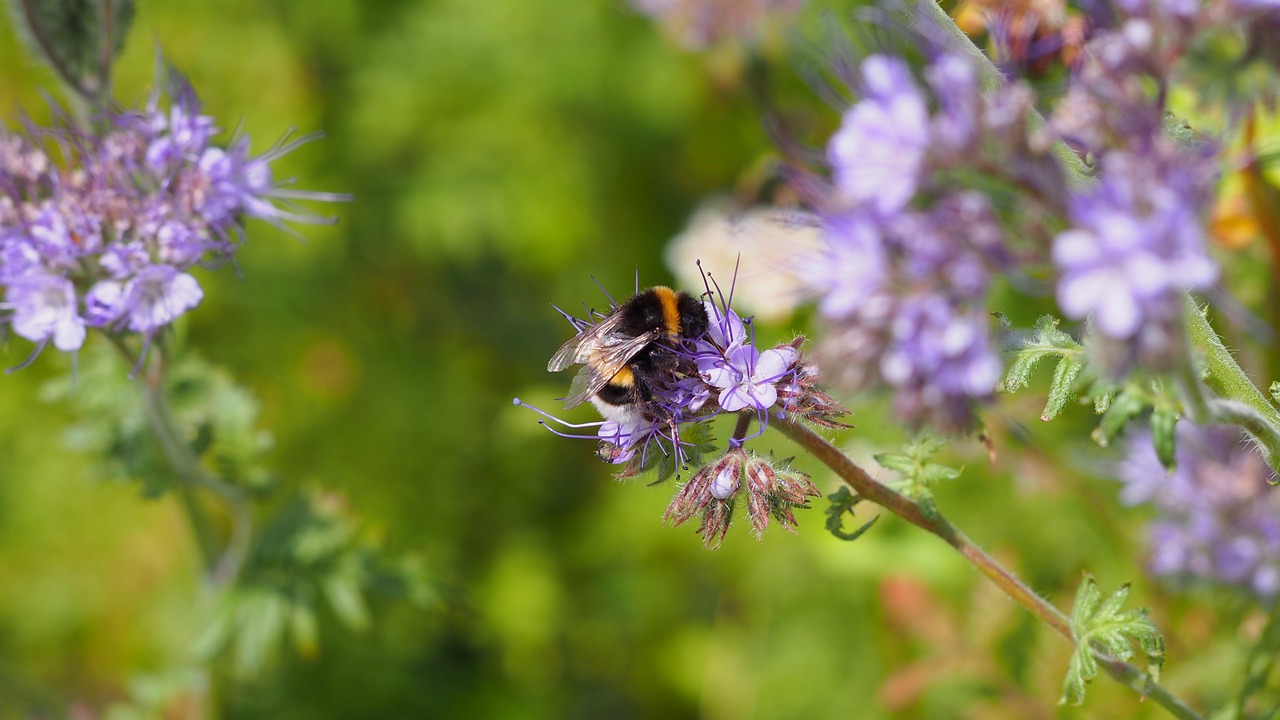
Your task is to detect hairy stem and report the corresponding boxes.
[771,416,1205,720]
[1182,297,1280,470]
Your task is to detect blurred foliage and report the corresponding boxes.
[0,1,1274,719]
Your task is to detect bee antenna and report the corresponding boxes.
[634,266,640,295]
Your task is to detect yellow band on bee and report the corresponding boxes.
[651,286,682,338]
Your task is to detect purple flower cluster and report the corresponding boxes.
[812,191,1009,431]
[1117,423,1280,600]
[1048,9,1222,376]
[0,84,343,360]
[1053,147,1217,374]
[808,52,1025,431]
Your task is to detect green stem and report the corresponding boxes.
[115,338,251,587]
[1182,297,1280,470]
[771,416,1205,720]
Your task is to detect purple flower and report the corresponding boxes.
[122,265,204,332]
[925,54,980,155]
[700,343,798,412]
[881,297,1001,429]
[145,102,217,173]
[812,194,1008,430]
[1117,424,1280,600]
[7,274,85,351]
[1053,148,1216,372]
[828,55,930,215]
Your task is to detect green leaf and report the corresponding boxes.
[873,436,959,502]
[1043,352,1085,421]
[823,486,880,541]
[290,603,320,658]
[1002,315,1083,395]
[1270,381,1280,406]
[6,0,135,100]
[1150,408,1179,470]
[1061,574,1166,706]
[324,574,371,631]
[1092,390,1147,447]
[232,589,286,676]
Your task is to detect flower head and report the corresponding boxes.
[811,193,1008,430]
[828,55,930,215]
[0,81,346,363]
[1117,424,1280,600]
[1053,146,1216,374]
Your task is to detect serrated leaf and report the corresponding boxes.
[1151,409,1179,470]
[1070,573,1103,634]
[1062,574,1166,707]
[1042,354,1085,420]
[1003,315,1084,397]
[824,486,880,541]
[873,436,959,501]
[872,451,915,475]
[1271,381,1280,405]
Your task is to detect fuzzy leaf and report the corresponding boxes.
[873,436,958,502]
[1271,381,1280,406]
[1150,408,1179,470]
[1094,388,1115,414]
[1043,352,1085,421]
[1002,315,1083,395]
[1061,574,1166,706]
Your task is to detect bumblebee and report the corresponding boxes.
[548,286,710,423]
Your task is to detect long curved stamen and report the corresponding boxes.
[513,397,606,429]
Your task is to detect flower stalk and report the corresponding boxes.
[770,415,1205,720]
[126,340,251,587]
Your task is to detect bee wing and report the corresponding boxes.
[560,331,660,409]
[547,313,625,372]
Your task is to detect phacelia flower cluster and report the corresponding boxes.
[1117,423,1280,600]
[812,191,1010,431]
[0,82,344,362]
[1053,147,1217,374]
[808,51,1028,431]
[1049,9,1221,376]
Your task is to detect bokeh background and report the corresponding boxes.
[0,1,1271,718]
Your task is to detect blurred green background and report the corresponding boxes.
[0,1,1265,718]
